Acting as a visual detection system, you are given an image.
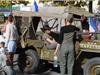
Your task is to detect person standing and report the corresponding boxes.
[1,17,8,34]
[5,14,19,75]
[54,14,80,75]
[1,16,9,41]
[81,14,89,31]
[0,42,12,75]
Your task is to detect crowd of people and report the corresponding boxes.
[0,13,19,75]
[81,14,100,32]
[81,14,100,41]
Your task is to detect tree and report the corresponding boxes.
[89,1,93,13]
[53,0,94,13]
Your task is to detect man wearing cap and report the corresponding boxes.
[54,14,80,75]
[41,25,57,49]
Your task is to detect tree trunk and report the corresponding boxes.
[89,1,93,13]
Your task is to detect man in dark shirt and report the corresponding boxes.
[81,14,89,31]
[54,14,80,75]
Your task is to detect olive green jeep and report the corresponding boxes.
[11,6,100,75]
[15,15,60,74]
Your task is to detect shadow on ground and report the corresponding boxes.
[35,60,60,74]
[13,59,60,75]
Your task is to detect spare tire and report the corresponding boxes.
[18,49,39,74]
[83,57,100,75]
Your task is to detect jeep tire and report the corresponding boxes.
[83,57,100,75]
[18,49,39,74]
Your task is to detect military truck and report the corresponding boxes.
[3,6,100,75]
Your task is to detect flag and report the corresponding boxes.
[89,16,97,32]
[34,0,39,12]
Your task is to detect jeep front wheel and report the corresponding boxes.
[83,57,100,75]
[18,49,39,74]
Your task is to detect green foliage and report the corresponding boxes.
[53,1,87,7]
[74,1,87,7]
[18,1,29,5]
[53,1,65,6]
[7,1,30,6]
[98,1,100,5]
[0,1,12,7]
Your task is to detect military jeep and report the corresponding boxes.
[11,6,100,75]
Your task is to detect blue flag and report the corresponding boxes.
[89,16,99,32]
[34,0,38,12]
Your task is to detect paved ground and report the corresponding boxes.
[14,62,60,75]
[13,54,83,75]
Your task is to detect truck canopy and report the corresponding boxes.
[12,6,94,18]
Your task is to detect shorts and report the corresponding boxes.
[7,40,16,53]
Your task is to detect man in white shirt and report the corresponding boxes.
[5,14,19,75]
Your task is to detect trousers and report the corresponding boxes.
[59,42,74,75]
[59,33,75,75]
